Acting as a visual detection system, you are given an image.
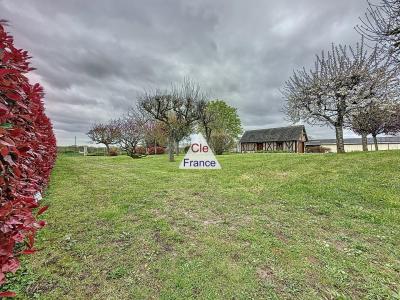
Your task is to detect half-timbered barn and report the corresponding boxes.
[240,125,308,153]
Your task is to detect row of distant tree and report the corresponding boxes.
[87,79,242,161]
[283,0,400,152]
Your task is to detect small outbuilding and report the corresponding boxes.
[240,125,308,153]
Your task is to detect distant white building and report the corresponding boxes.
[306,137,400,152]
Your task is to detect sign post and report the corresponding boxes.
[179,133,221,169]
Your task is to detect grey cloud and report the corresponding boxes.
[0,0,370,145]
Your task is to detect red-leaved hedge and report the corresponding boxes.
[134,146,165,155]
[134,146,146,155]
[147,146,165,155]
[0,21,56,288]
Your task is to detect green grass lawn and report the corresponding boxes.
[4,151,400,299]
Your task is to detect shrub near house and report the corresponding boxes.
[0,21,56,292]
[133,146,165,155]
[147,146,165,155]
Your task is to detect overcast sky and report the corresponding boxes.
[0,0,370,145]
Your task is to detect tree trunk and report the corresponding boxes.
[205,128,212,144]
[372,134,379,151]
[335,125,345,153]
[168,137,174,162]
[154,139,157,155]
[361,132,368,152]
[105,144,110,156]
[175,140,180,155]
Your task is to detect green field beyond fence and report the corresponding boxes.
[57,146,108,156]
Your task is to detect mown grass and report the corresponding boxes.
[5,151,400,299]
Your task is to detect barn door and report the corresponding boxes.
[257,143,263,151]
[298,142,304,153]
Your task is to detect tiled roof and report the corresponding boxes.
[240,125,307,143]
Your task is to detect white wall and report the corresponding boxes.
[321,143,400,152]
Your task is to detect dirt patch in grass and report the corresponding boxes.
[275,171,289,179]
[26,279,59,295]
[43,254,60,267]
[154,230,174,254]
[274,229,290,243]
[82,282,101,297]
[332,239,347,251]
[257,266,274,281]
[203,218,223,226]
[307,255,320,265]
[230,252,241,262]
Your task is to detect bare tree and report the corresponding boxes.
[139,92,175,161]
[139,78,207,161]
[143,120,167,153]
[349,103,393,151]
[117,109,146,158]
[172,119,193,155]
[283,40,398,153]
[198,103,216,144]
[87,121,120,155]
[349,109,371,151]
[357,0,400,60]
[171,79,208,156]
[384,103,400,134]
